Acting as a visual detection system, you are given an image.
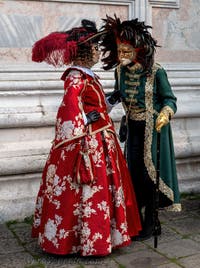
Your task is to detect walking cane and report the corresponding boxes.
[154,130,161,248]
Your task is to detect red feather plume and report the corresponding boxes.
[32,32,78,67]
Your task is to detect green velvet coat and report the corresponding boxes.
[115,63,181,211]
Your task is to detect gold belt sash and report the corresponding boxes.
[129,109,159,121]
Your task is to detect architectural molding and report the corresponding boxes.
[31,0,180,21]
[23,0,149,21]
[28,0,135,18]
[149,0,180,8]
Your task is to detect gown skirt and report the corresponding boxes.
[32,129,141,256]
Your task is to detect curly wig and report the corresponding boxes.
[100,15,159,72]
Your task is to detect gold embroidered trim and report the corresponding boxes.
[131,107,146,113]
[125,89,138,94]
[127,62,143,72]
[90,82,103,108]
[143,64,174,202]
[88,123,112,135]
[129,109,158,121]
[125,81,140,86]
[54,133,86,149]
[161,105,175,119]
[125,72,142,79]
[129,111,146,120]
[116,64,121,90]
[125,97,137,103]
[166,203,182,212]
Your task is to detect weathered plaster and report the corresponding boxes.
[152,0,200,62]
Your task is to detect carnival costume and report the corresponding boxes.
[31,19,141,256]
[100,15,181,240]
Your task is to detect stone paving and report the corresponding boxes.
[0,195,199,268]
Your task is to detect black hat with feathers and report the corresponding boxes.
[100,15,159,72]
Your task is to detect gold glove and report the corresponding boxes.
[155,106,174,132]
[155,112,169,132]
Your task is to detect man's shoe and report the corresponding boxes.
[132,225,153,241]
[132,222,161,241]
[132,232,153,241]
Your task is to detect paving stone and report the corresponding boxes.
[159,209,191,223]
[82,259,119,268]
[0,238,25,254]
[192,210,200,218]
[155,239,200,259]
[158,198,200,223]
[45,264,81,268]
[42,261,82,268]
[157,263,182,268]
[11,223,33,244]
[68,256,117,268]
[0,224,14,239]
[181,198,200,212]
[0,198,199,268]
[0,252,35,268]
[166,216,200,236]
[25,240,44,257]
[143,224,182,246]
[179,253,200,268]
[111,240,148,255]
[114,248,169,268]
[8,222,31,230]
[39,254,110,268]
[190,233,200,243]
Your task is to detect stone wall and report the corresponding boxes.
[152,0,200,63]
[0,0,200,223]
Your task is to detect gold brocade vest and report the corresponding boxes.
[116,63,159,121]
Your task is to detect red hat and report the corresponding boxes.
[32,20,100,67]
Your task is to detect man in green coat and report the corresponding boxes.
[101,15,181,240]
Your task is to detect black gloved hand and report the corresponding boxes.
[108,90,122,105]
[86,110,101,125]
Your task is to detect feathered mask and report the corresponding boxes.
[100,15,159,71]
[32,19,100,67]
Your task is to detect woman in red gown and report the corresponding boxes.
[31,19,141,256]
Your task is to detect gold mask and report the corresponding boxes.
[117,43,136,66]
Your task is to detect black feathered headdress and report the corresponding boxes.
[100,15,159,72]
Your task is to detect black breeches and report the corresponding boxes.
[127,120,155,209]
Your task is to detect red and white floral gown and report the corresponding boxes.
[32,66,141,256]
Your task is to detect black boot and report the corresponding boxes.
[134,205,161,241]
